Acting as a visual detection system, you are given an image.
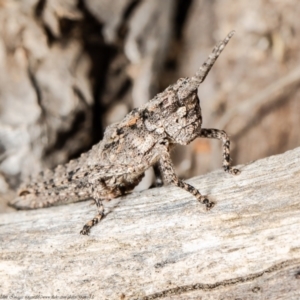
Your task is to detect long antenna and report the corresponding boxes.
[193,30,235,84]
[180,31,235,98]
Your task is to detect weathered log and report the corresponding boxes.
[1,147,300,299]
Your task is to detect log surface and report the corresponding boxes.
[1,148,300,299]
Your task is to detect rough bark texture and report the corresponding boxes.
[0,0,94,202]
[1,147,300,299]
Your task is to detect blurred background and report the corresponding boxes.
[1,0,300,212]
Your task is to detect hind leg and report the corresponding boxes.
[80,199,105,235]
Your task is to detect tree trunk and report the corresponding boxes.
[1,147,300,299]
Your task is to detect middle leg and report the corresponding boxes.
[158,151,214,210]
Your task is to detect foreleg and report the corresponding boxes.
[199,129,240,175]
